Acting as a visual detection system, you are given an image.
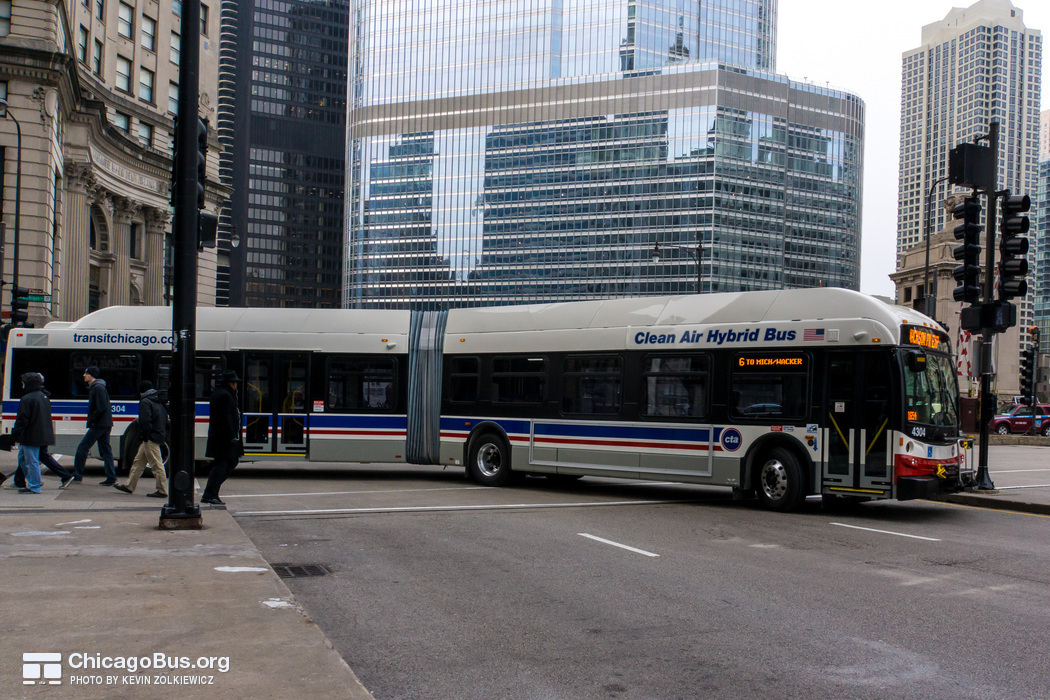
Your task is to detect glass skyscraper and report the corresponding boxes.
[346,0,863,308]
[219,0,350,308]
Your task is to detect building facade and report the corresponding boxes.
[216,0,348,308]
[896,0,1041,284]
[345,0,864,309]
[0,0,225,328]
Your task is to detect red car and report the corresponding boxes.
[990,404,1050,435]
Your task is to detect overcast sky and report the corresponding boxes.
[777,0,1050,298]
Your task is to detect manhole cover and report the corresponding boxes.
[272,563,332,579]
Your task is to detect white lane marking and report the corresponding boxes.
[831,522,940,541]
[214,566,268,573]
[262,598,295,609]
[11,531,72,536]
[223,486,488,499]
[578,532,659,557]
[996,484,1050,490]
[234,499,682,517]
[56,519,92,526]
[74,526,102,529]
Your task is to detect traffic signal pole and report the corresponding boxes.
[160,0,203,529]
[974,122,997,491]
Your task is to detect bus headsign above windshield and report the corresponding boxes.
[902,325,949,353]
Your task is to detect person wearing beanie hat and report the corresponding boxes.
[72,365,117,485]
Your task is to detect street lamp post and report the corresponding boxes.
[923,175,949,321]
[652,241,703,293]
[0,97,23,295]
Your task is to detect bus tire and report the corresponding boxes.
[468,433,512,487]
[755,447,806,512]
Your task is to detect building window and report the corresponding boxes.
[200,4,208,35]
[170,32,180,65]
[172,0,181,17]
[129,222,141,259]
[139,67,154,103]
[115,55,132,92]
[137,121,153,148]
[78,26,89,61]
[93,39,103,74]
[1,1,12,37]
[114,111,130,132]
[117,2,133,39]
[168,81,178,114]
[95,0,104,21]
[141,15,156,51]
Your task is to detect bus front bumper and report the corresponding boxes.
[897,476,947,501]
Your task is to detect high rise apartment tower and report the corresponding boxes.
[897,0,1042,257]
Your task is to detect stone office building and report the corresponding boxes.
[0,0,226,328]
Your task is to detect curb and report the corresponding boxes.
[938,492,1050,516]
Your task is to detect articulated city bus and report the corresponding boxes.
[2,288,964,510]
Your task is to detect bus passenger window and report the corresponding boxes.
[70,353,141,398]
[642,355,709,418]
[562,355,622,415]
[492,356,545,404]
[730,353,808,420]
[326,357,397,411]
[448,356,480,403]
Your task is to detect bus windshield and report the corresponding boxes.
[903,351,960,428]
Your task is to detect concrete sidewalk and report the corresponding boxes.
[0,461,374,700]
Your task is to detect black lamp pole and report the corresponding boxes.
[923,175,949,320]
[652,241,704,293]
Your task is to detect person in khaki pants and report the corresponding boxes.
[115,381,168,498]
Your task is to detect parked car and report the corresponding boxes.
[989,404,1050,435]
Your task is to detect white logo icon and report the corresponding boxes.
[23,653,62,685]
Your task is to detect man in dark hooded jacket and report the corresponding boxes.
[115,381,169,497]
[11,372,56,494]
[72,365,117,485]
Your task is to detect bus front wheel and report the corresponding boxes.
[755,447,805,512]
[468,433,512,487]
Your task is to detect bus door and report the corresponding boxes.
[822,352,892,496]
[242,353,310,455]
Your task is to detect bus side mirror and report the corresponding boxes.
[906,350,927,373]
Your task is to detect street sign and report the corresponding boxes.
[26,294,51,302]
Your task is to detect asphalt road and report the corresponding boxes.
[228,455,1050,700]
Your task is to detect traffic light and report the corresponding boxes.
[1030,325,1041,347]
[197,118,208,209]
[1019,346,1035,404]
[998,192,1030,301]
[10,286,29,326]
[952,196,982,303]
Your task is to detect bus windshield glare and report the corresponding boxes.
[903,351,960,428]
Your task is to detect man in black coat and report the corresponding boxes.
[201,370,243,505]
[11,372,56,494]
[72,366,117,485]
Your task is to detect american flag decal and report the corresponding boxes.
[803,328,825,342]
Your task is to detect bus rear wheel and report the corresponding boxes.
[468,433,512,487]
[755,447,805,512]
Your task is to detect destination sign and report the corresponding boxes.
[735,354,808,371]
[903,325,948,352]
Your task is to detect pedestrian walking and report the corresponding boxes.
[10,372,55,494]
[201,370,243,505]
[72,365,117,485]
[115,381,169,498]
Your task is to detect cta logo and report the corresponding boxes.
[23,653,62,685]
[720,427,742,452]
